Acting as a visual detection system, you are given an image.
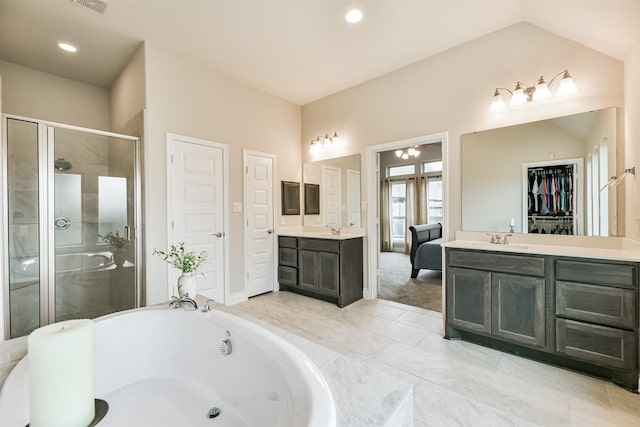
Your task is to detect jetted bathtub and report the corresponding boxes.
[0,307,337,426]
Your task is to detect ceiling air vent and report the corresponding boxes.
[76,0,108,15]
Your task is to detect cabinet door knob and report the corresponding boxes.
[213,232,223,238]
[267,229,273,234]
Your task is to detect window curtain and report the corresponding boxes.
[405,178,415,253]
[380,179,391,252]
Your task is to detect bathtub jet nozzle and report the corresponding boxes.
[220,338,232,356]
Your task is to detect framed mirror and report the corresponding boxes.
[281,181,300,215]
[303,154,361,227]
[461,107,619,236]
[304,184,320,215]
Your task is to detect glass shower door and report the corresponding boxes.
[6,118,42,338]
[52,127,138,323]
[3,116,140,339]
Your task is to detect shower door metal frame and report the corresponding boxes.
[1,114,142,340]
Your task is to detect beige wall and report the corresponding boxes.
[302,22,624,291]
[624,34,640,241]
[144,42,301,304]
[110,44,146,133]
[0,61,110,131]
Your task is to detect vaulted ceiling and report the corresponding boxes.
[1,1,639,105]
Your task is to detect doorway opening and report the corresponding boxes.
[367,132,447,313]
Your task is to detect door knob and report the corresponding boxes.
[267,229,273,234]
[213,232,223,238]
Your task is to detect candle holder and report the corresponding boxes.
[509,225,515,233]
[27,399,109,427]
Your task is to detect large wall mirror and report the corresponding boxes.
[303,154,362,228]
[462,107,620,236]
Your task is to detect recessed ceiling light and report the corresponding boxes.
[345,9,363,24]
[57,42,78,53]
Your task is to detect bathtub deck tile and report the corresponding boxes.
[321,356,413,427]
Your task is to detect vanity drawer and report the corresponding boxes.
[555,260,635,289]
[556,318,636,370]
[279,247,298,267]
[447,250,544,277]
[278,236,297,248]
[556,281,635,329]
[278,265,298,287]
[299,238,340,253]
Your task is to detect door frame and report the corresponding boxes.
[366,131,449,301]
[242,149,278,300]
[166,133,229,304]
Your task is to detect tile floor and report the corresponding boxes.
[217,291,640,427]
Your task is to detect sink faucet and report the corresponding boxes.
[201,299,216,312]
[327,225,341,235]
[169,296,198,311]
[486,233,511,244]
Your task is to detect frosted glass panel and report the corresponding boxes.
[98,176,127,236]
[54,173,82,246]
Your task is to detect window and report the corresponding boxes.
[388,164,415,177]
[423,161,442,173]
[427,177,443,223]
[390,181,406,250]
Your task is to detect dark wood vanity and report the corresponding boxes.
[445,247,638,391]
[278,235,363,307]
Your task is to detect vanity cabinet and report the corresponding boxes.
[554,259,637,371]
[446,250,547,349]
[277,236,363,307]
[445,247,639,391]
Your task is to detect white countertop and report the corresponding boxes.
[443,238,640,262]
[278,226,365,240]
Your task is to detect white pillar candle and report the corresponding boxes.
[28,319,95,427]
[509,218,515,227]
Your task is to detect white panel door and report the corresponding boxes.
[347,169,361,227]
[244,152,275,297]
[322,165,341,227]
[170,138,224,302]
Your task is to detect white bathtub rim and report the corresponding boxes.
[0,306,337,427]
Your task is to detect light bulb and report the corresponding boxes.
[490,89,506,111]
[331,132,340,145]
[57,41,78,53]
[533,76,551,101]
[401,152,409,160]
[556,71,577,97]
[345,9,363,23]
[510,82,527,106]
[323,134,331,146]
[395,150,404,158]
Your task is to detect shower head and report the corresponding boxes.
[54,157,72,171]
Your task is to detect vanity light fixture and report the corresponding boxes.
[490,69,577,111]
[309,132,341,153]
[395,147,420,160]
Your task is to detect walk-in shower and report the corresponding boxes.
[1,115,141,339]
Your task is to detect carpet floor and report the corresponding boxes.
[378,251,442,312]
